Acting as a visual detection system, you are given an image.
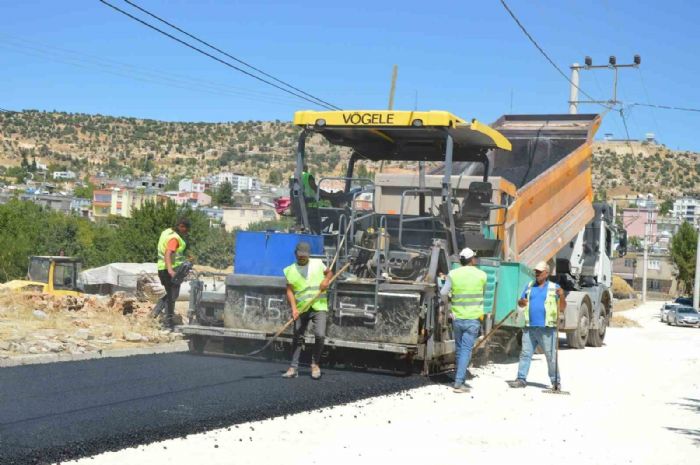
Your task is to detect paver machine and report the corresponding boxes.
[180,110,620,373]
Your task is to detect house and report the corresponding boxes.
[622,206,657,242]
[92,187,164,219]
[614,252,678,296]
[178,178,207,193]
[672,196,700,227]
[52,170,77,181]
[214,172,261,192]
[163,191,212,208]
[221,206,277,232]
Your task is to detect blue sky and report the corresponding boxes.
[1,0,699,150]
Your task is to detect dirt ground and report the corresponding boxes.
[69,300,699,465]
[0,291,187,357]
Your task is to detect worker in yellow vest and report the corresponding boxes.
[441,247,487,393]
[153,218,190,329]
[508,261,566,391]
[282,241,332,380]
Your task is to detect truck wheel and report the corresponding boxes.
[566,301,590,349]
[188,336,206,354]
[587,306,608,347]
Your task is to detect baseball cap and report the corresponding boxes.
[295,241,311,257]
[459,247,475,260]
[534,261,549,272]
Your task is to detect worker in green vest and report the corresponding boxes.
[300,165,332,208]
[508,261,566,391]
[282,241,332,380]
[153,218,190,329]
[441,247,487,393]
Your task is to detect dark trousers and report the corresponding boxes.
[155,269,181,327]
[290,310,327,368]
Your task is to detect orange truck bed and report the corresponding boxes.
[490,114,602,267]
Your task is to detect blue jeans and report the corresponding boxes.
[453,318,481,386]
[516,327,560,384]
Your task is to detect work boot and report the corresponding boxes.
[311,364,321,380]
[453,384,470,393]
[507,379,527,388]
[551,382,561,392]
[281,367,298,378]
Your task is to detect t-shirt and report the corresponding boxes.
[521,281,560,327]
[166,238,180,252]
[294,263,309,279]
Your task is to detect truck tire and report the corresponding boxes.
[587,305,608,348]
[566,301,590,349]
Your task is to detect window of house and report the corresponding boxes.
[648,260,660,270]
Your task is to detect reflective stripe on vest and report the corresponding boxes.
[523,281,559,327]
[283,258,328,312]
[448,265,487,320]
[157,228,186,271]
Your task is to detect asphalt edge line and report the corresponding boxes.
[0,341,189,368]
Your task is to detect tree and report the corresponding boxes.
[669,222,698,295]
[268,170,282,185]
[628,236,642,250]
[213,181,233,206]
[73,182,95,199]
[659,199,674,216]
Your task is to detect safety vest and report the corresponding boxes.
[448,265,487,320]
[157,228,187,271]
[523,281,559,327]
[283,258,328,312]
[300,171,331,208]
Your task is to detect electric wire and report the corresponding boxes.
[121,0,341,110]
[499,0,613,110]
[98,0,337,110]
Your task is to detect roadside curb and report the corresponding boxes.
[0,341,189,368]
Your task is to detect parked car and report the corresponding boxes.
[675,297,693,306]
[661,303,680,322]
[668,306,700,327]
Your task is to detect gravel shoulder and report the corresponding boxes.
[70,300,699,465]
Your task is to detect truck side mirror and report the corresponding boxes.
[618,230,627,257]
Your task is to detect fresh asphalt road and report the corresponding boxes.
[0,352,427,465]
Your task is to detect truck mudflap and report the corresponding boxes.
[222,274,428,346]
[178,324,413,354]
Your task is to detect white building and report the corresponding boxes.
[672,196,700,226]
[178,178,206,193]
[214,172,261,193]
[221,206,277,232]
[52,170,77,180]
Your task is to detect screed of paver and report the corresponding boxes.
[66,301,699,465]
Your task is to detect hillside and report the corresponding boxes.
[1,111,698,200]
[0,110,351,185]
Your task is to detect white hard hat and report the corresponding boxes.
[534,261,549,272]
[459,247,475,260]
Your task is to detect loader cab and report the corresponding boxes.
[25,256,83,296]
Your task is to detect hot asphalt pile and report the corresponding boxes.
[0,352,428,465]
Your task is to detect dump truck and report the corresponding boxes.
[179,110,623,373]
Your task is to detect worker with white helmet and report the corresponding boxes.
[508,261,566,391]
[440,247,487,393]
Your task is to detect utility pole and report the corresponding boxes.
[642,223,648,303]
[569,55,641,110]
[568,63,579,114]
[388,64,398,110]
[694,225,700,309]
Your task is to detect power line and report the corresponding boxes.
[498,0,611,109]
[121,0,341,111]
[628,102,700,113]
[98,0,338,110]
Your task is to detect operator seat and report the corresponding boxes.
[458,181,493,223]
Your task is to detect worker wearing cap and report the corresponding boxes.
[153,218,190,329]
[508,261,566,390]
[440,247,487,393]
[282,241,332,380]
